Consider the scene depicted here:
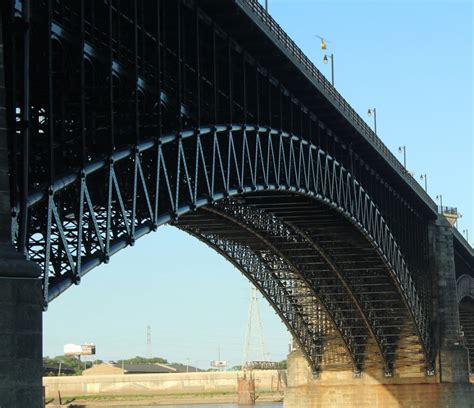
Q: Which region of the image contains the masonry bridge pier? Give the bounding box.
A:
[0,0,473,406]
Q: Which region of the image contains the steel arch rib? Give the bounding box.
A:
[283,219,392,373]
[22,123,432,369]
[201,204,360,371]
[181,226,323,372]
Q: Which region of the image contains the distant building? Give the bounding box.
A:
[82,362,203,376]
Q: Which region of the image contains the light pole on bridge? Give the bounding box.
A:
[398,145,407,168]
[323,54,335,86]
[436,194,443,213]
[316,36,335,86]
[419,174,428,192]
[367,108,377,134]
[463,229,469,242]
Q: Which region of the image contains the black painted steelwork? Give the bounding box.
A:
[4,0,469,374]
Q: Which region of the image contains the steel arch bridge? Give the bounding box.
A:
[1,0,472,377]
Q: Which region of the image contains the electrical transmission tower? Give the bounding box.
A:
[242,284,268,368]
[146,325,152,358]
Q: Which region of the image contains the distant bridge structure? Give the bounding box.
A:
[0,1,472,406]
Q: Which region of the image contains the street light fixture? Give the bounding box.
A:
[397,145,406,168]
[436,194,443,213]
[322,53,334,86]
[419,174,428,192]
[315,35,328,50]
[463,229,469,242]
[316,36,334,86]
[367,108,377,134]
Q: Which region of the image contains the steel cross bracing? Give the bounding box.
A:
[2,0,437,373]
[240,197,427,370]
[199,205,364,370]
[204,202,376,373]
[181,220,356,372]
[182,225,328,372]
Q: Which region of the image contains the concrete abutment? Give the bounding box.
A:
[284,349,474,408]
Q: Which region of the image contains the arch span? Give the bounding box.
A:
[20,124,433,372]
[457,274,474,302]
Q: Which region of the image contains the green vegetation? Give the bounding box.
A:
[229,365,242,371]
[115,356,169,365]
[43,356,103,376]
[276,359,287,369]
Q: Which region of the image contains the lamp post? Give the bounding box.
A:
[367,108,377,134]
[323,53,334,86]
[397,145,406,168]
[419,174,428,192]
[316,36,334,86]
[463,229,469,242]
[436,194,443,213]
[265,0,268,11]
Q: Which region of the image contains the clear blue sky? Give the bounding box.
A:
[44,0,473,369]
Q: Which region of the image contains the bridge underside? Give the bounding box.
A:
[175,195,426,374]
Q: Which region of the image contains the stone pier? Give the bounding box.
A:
[0,19,44,407]
[284,219,473,408]
[284,350,473,408]
[0,266,43,406]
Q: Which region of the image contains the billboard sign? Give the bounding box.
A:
[210,360,227,368]
[64,343,96,356]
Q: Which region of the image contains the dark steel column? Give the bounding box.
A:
[0,11,43,406]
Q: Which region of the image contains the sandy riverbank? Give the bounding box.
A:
[46,391,284,407]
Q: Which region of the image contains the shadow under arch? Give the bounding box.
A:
[21,124,433,373]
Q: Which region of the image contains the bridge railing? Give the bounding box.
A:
[240,0,437,212]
